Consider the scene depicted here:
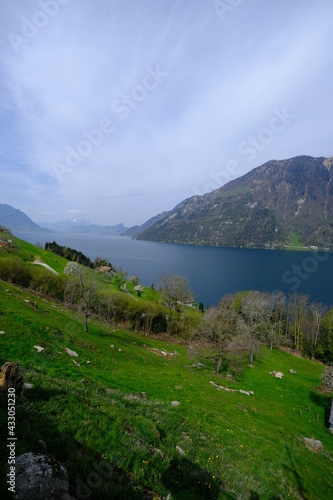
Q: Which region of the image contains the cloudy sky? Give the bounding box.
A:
[1,0,333,227]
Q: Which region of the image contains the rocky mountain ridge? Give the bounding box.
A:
[134,156,333,249]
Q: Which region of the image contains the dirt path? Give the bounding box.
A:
[32,259,58,275]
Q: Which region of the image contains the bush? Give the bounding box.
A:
[29,267,68,301]
[0,257,32,287]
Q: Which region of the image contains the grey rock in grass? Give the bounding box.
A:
[329,400,333,432]
[65,348,78,357]
[73,360,80,367]
[33,346,44,353]
[290,369,297,374]
[303,437,323,453]
[171,401,180,406]
[176,446,185,456]
[15,452,69,500]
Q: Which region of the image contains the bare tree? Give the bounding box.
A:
[267,292,286,351]
[196,294,237,374]
[309,303,327,350]
[64,262,97,332]
[158,273,194,313]
[239,291,272,365]
[287,293,309,351]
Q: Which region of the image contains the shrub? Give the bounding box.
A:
[0,257,32,287]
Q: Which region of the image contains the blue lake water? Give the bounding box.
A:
[15,232,333,308]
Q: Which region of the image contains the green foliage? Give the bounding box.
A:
[0,279,332,499]
[45,241,94,268]
[113,272,126,290]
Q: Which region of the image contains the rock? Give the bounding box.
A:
[274,372,284,379]
[0,362,20,394]
[0,330,5,334]
[239,390,251,396]
[23,383,33,390]
[86,361,91,365]
[80,378,86,383]
[290,369,297,374]
[33,346,44,353]
[65,348,78,357]
[73,360,80,367]
[110,344,115,349]
[303,437,323,453]
[329,400,333,432]
[15,452,69,500]
[119,348,122,352]
[150,447,163,456]
[249,391,255,395]
[209,381,236,393]
[171,401,180,406]
[176,446,185,456]
[161,350,167,356]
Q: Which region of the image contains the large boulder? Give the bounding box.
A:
[0,362,20,394]
[15,452,69,499]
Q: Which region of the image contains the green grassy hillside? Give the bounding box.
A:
[0,229,68,273]
[1,276,332,499]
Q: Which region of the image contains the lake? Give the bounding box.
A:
[15,232,333,308]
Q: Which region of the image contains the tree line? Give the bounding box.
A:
[44,241,94,268]
[194,290,333,375]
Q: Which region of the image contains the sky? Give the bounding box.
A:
[1,0,333,227]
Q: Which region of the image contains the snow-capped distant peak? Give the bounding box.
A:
[70,217,92,226]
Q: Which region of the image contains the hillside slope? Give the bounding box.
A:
[0,204,47,233]
[135,156,333,249]
[1,278,332,498]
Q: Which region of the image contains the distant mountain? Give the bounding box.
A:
[40,217,128,235]
[0,204,48,232]
[122,199,189,237]
[134,156,333,249]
